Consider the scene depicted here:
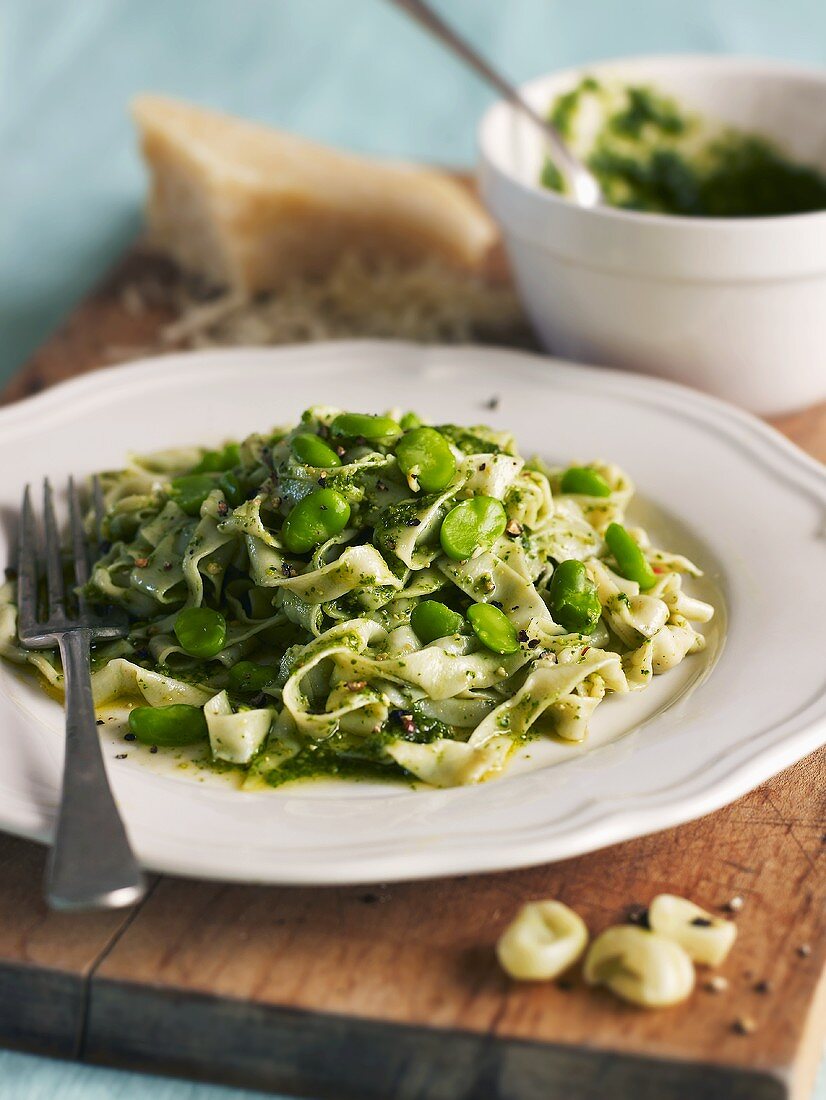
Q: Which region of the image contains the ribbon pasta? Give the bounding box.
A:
[0,406,714,788]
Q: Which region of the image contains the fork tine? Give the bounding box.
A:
[68,477,91,619]
[85,475,128,635]
[42,479,66,618]
[68,477,90,587]
[92,475,105,556]
[16,485,39,637]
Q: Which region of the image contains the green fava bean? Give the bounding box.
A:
[399,411,422,430]
[218,470,245,507]
[281,488,351,554]
[560,466,612,497]
[170,474,218,516]
[193,442,241,474]
[330,412,401,446]
[467,603,519,655]
[548,559,602,634]
[228,660,275,693]
[410,600,465,644]
[174,606,227,658]
[440,495,507,560]
[396,427,456,493]
[128,704,208,747]
[605,522,657,590]
[291,433,342,468]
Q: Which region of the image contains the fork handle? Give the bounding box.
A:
[45,630,146,910]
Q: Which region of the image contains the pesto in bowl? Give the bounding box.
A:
[541,78,826,217]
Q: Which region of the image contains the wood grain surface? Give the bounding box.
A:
[84,756,826,1100]
[0,245,824,1100]
[0,834,135,1058]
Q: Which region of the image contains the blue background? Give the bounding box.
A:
[1,0,824,1096]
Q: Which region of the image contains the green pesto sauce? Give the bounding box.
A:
[264,746,410,789]
[271,708,434,783]
[436,424,507,456]
[181,736,411,789]
[542,79,826,218]
[259,704,451,789]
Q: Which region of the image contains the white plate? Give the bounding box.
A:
[1,342,824,885]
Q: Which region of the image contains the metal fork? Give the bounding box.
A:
[17,477,145,910]
[387,0,603,207]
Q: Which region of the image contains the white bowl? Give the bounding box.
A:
[478,55,826,415]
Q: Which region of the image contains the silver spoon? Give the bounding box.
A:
[388,0,602,207]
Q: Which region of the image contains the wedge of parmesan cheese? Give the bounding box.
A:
[132,95,497,291]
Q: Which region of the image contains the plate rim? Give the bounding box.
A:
[2,340,824,483]
[1,340,824,884]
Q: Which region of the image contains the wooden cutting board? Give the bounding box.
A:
[1,245,825,1100]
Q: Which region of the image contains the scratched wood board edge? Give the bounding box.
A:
[0,958,87,1059]
[0,239,822,1100]
[0,830,139,1058]
[81,979,789,1100]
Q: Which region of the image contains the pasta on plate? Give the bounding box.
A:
[0,407,714,789]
